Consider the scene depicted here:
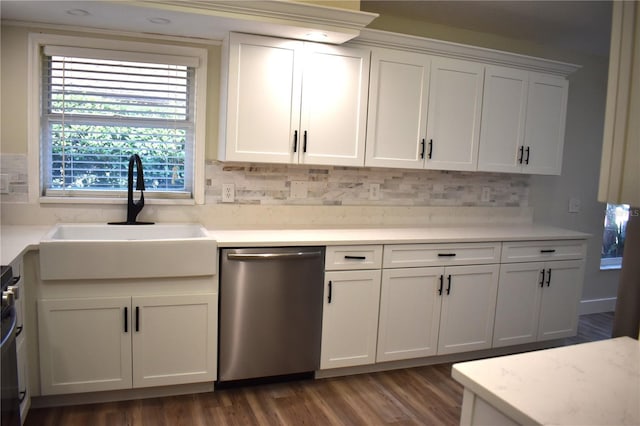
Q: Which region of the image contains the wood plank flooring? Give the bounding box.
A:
[25,312,614,426]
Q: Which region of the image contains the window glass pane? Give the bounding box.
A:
[42,52,194,195]
[602,203,629,259]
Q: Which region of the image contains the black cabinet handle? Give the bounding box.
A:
[293,130,298,153]
[539,269,546,287]
[303,130,308,153]
[135,306,140,332]
[18,390,27,404]
[525,146,530,165]
[328,281,332,304]
[420,139,426,159]
[540,249,556,253]
[446,275,452,295]
[546,268,552,287]
[11,276,20,284]
[344,255,366,260]
[16,325,23,337]
[437,253,456,257]
[438,275,444,295]
[518,146,524,164]
[124,307,128,333]
[428,139,433,159]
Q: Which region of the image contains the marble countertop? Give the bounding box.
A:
[0,223,590,265]
[452,337,640,425]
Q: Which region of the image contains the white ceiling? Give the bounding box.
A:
[1,0,612,56]
[360,0,613,57]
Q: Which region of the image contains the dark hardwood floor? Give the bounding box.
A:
[25,312,614,426]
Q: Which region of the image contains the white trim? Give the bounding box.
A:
[351,29,581,77]
[43,45,200,67]
[579,297,617,315]
[27,32,207,205]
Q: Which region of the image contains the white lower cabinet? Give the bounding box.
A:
[377,264,499,361]
[493,260,584,347]
[376,267,442,362]
[320,269,382,369]
[38,293,217,395]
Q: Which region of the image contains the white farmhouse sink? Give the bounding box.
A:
[39,223,217,280]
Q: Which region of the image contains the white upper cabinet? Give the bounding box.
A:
[425,57,484,171]
[221,33,369,167]
[478,66,529,173]
[365,51,484,171]
[478,67,569,175]
[365,48,431,169]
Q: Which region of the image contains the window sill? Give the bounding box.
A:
[39,196,196,206]
[600,257,623,271]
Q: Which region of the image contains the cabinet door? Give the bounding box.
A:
[300,43,370,167]
[132,293,217,388]
[365,48,430,169]
[493,262,544,347]
[523,73,569,175]
[224,33,303,163]
[38,297,132,394]
[426,57,484,171]
[477,66,529,173]
[377,267,443,362]
[538,260,584,340]
[437,264,499,355]
[321,270,381,369]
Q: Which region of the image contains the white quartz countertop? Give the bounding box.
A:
[452,337,640,426]
[0,223,590,265]
[207,224,590,247]
[1,225,51,265]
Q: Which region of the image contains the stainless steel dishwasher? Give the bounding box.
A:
[218,247,325,383]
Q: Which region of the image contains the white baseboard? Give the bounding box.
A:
[579,297,617,315]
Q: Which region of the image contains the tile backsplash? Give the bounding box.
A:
[205,161,529,207]
[0,154,29,203]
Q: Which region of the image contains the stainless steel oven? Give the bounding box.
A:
[1,265,21,426]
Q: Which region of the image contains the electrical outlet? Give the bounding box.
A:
[481,187,491,202]
[290,181,308,199]
[369,183,381,200]
[222,183,235,203]
[569,197,581,213]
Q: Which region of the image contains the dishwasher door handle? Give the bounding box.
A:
[227,251,323,260]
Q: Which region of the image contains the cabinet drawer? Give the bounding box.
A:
[501,240,586,263]
[325,245,383,270]
[383,243,501,268]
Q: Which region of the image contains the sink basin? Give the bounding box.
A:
[40,223,217,280]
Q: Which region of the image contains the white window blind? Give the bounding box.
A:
[41,46,196,197]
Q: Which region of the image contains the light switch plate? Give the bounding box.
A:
[569,197,581,213]
[481,187,491,202]
[369,183,381,200]
[290,181,308,199]
[0,174,9,194]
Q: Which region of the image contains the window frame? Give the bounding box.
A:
[28,33,208,205]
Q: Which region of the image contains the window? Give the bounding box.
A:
[31,34,207,203]
[601,203,630,269]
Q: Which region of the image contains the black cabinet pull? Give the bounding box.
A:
[540,249,556,253]
[446,275,452,295]
[293,130,298,153]
[344,255,366,260]
[303,130,308,153]
[539,269,546,287]
[11,276,20,284]
[437,253,456,257]
[525,146,530,164]
[546,268,552,287]
[428,139,433,159]
[18,390,27,404]
[438,275,444,295]
[135,306,140,332]
[124,307,128,333]
[518,146,524,164]
[16,325,23,337]
[328,281,332,304]
[420,139,426,159]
